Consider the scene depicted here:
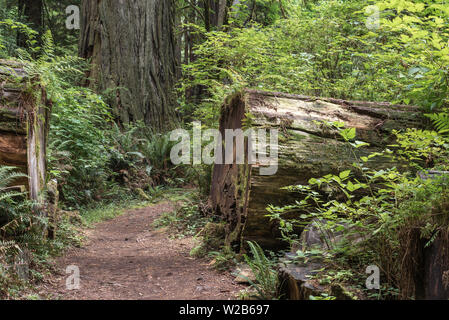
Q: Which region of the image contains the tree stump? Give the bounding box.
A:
[0,59,51,203]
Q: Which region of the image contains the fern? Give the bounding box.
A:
[241,241,280,300]
[0,166,31,234]
[0,166,28,193]
[425,113,449,136]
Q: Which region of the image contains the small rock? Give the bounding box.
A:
[196,286,207,292]
[279,262,325,300]
[331,284,356,300]
[234,265,256,284]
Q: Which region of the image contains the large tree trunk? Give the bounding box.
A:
[79,0,179,130]
[0,59,51,202]
[210,89,422,252]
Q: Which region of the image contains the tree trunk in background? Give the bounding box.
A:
[79,0,179,130]
[210,90,422,252]
[17,0,43,49]
[202,0,231,31]
[216,0,228,28]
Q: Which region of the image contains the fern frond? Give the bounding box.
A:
[0,166,28,190]
[0,191,25,202]
[425,113,449,135]
[243,241,280,300]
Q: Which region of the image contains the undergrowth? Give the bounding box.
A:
[153,190,212,238]
[240,241,280,300]
[267,120,449,300]
[0,166,84,299]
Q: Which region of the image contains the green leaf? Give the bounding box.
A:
[339,170,351,179]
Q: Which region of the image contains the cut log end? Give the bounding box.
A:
[0,60,51,203]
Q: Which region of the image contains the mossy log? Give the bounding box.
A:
[0,59,51,202]
[210,89,422,251]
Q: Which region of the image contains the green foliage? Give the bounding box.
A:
[0,165,84,299]
[309,293,337,300]
[81,197,153,226]
[389,128,448,168]
[228,0,295,27]
[117,123,180,184]
[47,84,115,208]
[373,0,449,110]
[0,6,38,58]
[241,241,280,300]
[0,167,28,204]
[0,240,24,298]
[426,112,449,136]
[267,125,449,299]
[180,0,449,126]
[44,0,81,56]
[206,246,237,272]
[153,190,210,238]
[0,0,80,58]
[0,166,35,238]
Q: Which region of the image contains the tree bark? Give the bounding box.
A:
[17,0,43,50]
[210,89,422,252]
[0,59,51,202]
[79,0,179,130]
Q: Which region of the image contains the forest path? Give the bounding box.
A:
[39,202,244,300]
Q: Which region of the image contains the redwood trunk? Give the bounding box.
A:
[79,0,179,130]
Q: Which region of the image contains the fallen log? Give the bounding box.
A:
[210,89,422,251]
[0,59,51,202]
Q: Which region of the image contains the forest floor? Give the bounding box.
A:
[36,202,245,300]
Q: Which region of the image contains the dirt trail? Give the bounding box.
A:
[39,202,244,300]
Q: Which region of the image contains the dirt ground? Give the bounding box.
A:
[38,202,245,300]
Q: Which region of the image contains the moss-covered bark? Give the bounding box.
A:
[0,60,50,203]
[211,89,422,251]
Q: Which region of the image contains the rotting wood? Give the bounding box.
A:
[210,89,422,251]
[0,59,51,204]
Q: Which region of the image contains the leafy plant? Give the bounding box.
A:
[206,247,237,272]
[241,241,280,300]
[426,112,449,136]
[153,191,210,238]
[0,166,34,237]
[267,123,449,299]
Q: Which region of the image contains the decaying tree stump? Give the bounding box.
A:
[210,89,421,251]
[0,59,51,203]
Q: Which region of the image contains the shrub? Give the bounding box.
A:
[241,241,280,300]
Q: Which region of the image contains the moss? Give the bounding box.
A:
[330,284,358,300]
[191,222,227,258]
